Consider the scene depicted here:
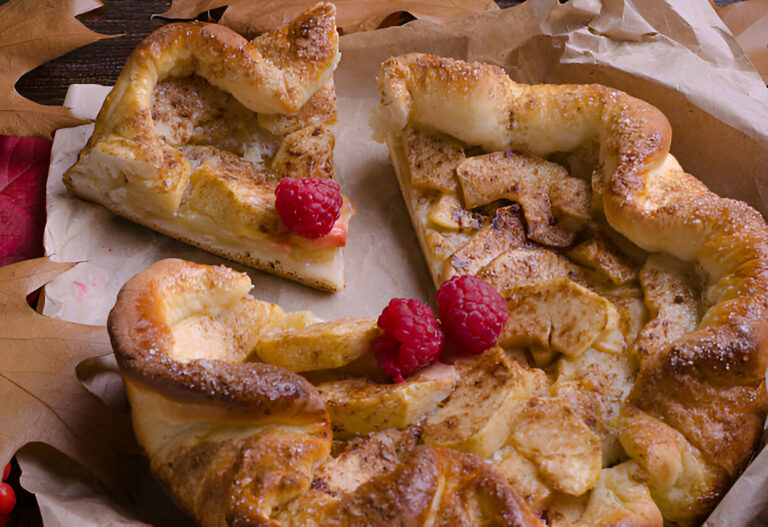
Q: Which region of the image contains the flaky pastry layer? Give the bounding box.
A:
[109,259,542,526]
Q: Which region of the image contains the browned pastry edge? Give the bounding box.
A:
[84,3,338,156]
[66,5,339,191]
[108,258,327,423]
[376,52,768,524]
[324,444,542,526]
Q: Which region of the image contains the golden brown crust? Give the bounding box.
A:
[109,259,333,526]
[375,52,768,525]
[94,5,338,146]
[314,445,543,526]
[108,258,327,421]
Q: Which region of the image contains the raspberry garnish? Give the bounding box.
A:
[374,298,444,383]
[275,177,342,239]
[436,274,508,355]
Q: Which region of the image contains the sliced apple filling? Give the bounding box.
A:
[499,276,622,359]
[316,363,455,438]
[507,396,602,496]
[567,234,638,286]
[422,347,546,458]
[251,317,378,372]
[442,205,527,280]
[456,151,589,247]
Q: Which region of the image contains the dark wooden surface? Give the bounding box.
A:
[16,0,172,106]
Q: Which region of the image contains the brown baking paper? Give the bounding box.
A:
[29,0,768,524]
[715,0,768,84]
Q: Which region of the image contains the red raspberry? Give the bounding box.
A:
[374,298,444,383]
[436,275,508,355]
[275,177,342,239]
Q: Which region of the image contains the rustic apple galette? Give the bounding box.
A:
[64,4,352,291]
[373,53,768,525]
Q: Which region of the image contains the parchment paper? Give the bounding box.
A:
[27,0,768,525]
[716,0,768,83]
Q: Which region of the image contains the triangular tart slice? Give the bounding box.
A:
[64,3,351,291]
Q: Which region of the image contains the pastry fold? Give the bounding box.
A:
[109,258,542,526]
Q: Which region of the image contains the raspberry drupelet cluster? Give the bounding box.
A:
[374,275,508,383]
[375,299,444,383]
[274,177,342,239]
[437,275,509,355]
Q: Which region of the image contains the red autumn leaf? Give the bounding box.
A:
[0,135,50,268]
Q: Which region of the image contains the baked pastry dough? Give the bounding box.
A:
[64,3,352,291]
[374,53,768,525]
[109,258,542,526]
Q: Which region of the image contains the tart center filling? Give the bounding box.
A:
[149,74,343,247]
[142,123,706,518]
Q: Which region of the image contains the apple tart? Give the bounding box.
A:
[109,258,543,526]
[64,4,352,291]
[373,53,768,525]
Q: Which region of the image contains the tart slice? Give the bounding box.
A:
[375,53,768,525]
[64,3,352,291]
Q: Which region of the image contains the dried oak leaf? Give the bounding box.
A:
[0,0,112,138]
[0,257,127,491]
[157,0,500,35]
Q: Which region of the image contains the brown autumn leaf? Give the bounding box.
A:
[157,0,500,36]
[0,257,128,491]
[0,0,113,138]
